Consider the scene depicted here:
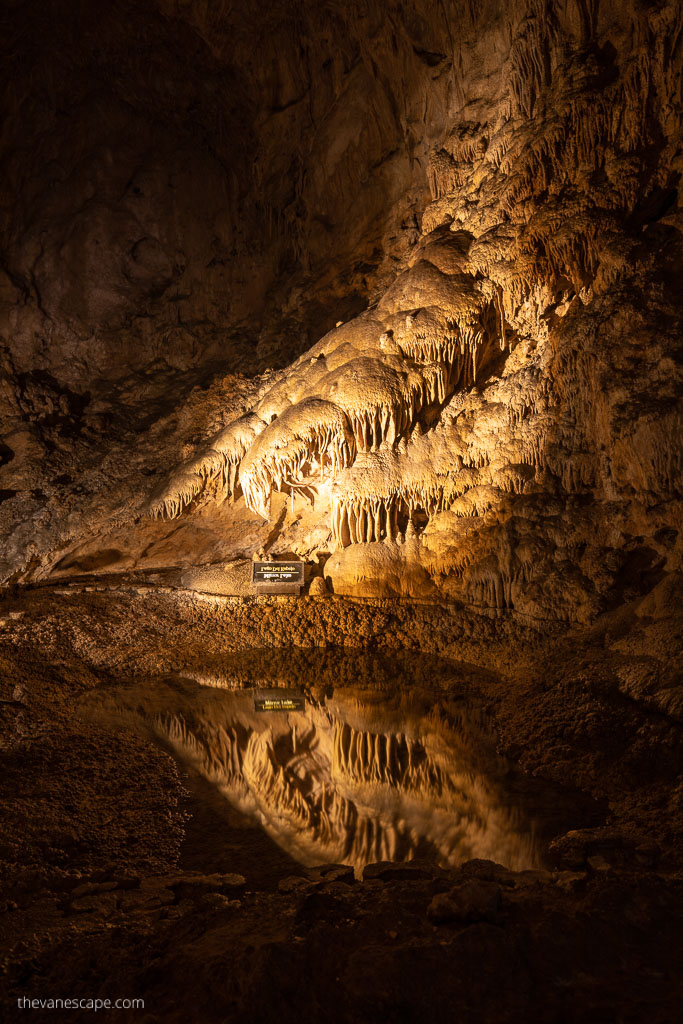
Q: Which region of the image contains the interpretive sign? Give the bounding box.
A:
[254,688,306,713]
[251,560,305,594]
[251,561,305,585]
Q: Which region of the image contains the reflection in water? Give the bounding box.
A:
[83,649,593,876]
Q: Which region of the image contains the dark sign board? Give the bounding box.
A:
[251,561,305,585]
[254,688,305,713]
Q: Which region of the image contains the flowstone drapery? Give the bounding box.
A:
[139,0,683,617]
[149,230,506,540]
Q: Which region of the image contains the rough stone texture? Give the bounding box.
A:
[0,0,680,626]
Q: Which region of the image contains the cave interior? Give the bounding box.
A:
[0,0,682,1021]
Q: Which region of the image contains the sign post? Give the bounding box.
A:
[251,560,305,595]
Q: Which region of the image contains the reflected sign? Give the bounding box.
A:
[254,688,306,713]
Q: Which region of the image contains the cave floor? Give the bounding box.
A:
[0,582,682,1022]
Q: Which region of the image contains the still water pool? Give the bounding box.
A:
[82,648,602,881]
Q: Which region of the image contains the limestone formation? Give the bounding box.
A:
[1,0,682,620]
[307,575,328,596]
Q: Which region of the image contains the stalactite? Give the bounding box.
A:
[148,412,267,519]
[240,398,355,519]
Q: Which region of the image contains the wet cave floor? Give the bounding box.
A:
[0,582,682,1023]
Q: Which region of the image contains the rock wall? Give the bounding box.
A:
[1,0,682,621]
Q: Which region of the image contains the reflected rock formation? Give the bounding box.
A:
[155,696,541,874]
[93,653,551,875]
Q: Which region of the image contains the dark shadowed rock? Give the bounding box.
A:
[428,880,502,924]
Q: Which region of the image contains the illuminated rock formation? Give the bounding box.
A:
[131,1,682,616]
[0,0,680,623]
